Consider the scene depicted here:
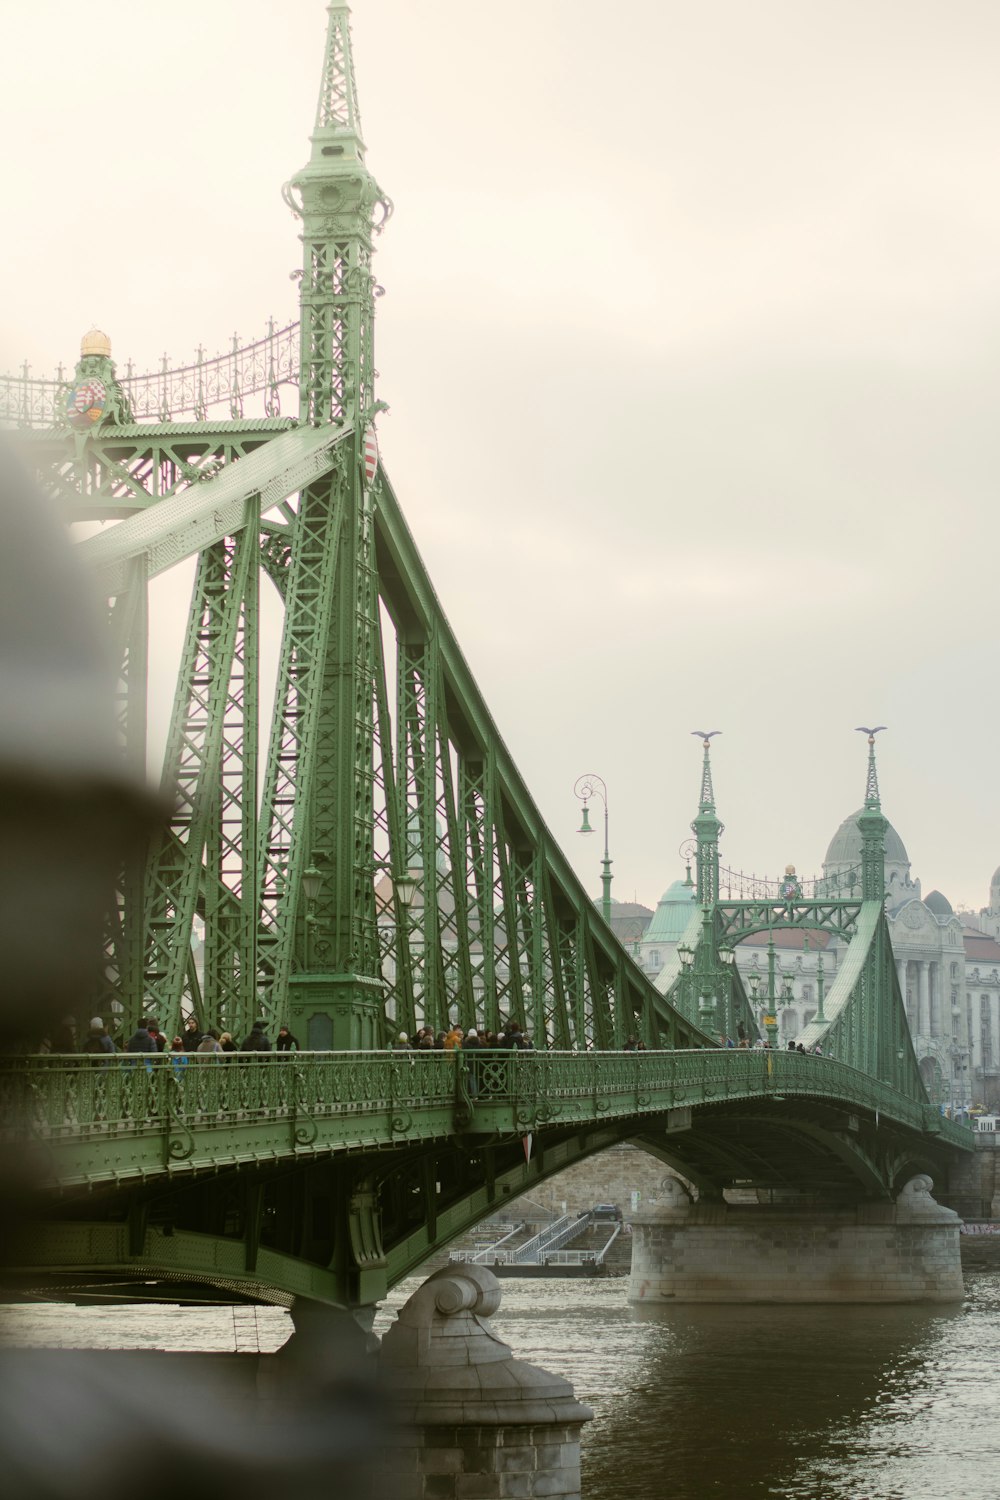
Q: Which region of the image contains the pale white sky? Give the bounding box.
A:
[3,1,999,912]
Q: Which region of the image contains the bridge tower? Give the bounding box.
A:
[264,3,392,1047]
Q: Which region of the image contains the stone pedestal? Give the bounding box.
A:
[629,1174,963,1304]
[379,1264,592,1499]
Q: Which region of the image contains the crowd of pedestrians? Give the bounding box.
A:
[38,1014,826,1057]
[37,1015,302,1057]
[397,1020,534,1053]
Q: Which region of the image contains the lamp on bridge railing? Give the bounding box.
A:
[749,968,778,1049]
[676,944,694,1026]
[718,943,736,1043]
[574,773,612,926]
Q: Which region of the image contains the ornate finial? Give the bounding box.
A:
[855,725,887,808]
[691,730,721,811]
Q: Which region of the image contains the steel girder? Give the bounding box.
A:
[142,510,260,1039]
[27,422,295,518]
[716,898,864,944]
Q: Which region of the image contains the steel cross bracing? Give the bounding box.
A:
[9,6,705,1059]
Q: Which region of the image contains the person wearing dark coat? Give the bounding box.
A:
[275,1025,300,1052]
[498,1022,527,1050]
[182,1016,203,1051]
[81,1018,116,1056]
[146,1020,167,1052]
[460,1027,484,1097]
[240,1023,272,1052]
[125,1024,158,1054]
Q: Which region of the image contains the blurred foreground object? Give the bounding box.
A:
[0,434,388,1496]
[0,441,156,1049]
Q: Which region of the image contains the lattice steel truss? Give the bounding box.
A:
[13,4,704,1058]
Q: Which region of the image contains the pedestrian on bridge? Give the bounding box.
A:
[197,1029,223,1055]
[240,1022,272,1052]
[182,1016,203,1051]
[146,1020,167,1052]
[461,1027,484,1097]
[276,1025,300,1052]
[125,1022,157,1054]
[81,1018,115,1057]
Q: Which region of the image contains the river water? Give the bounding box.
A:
[3,1273,999,1500]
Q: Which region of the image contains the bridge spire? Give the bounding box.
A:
[284,2,390,426]
[690,732,723,906]
[855,727,888,903]
[310,3,365,165]
[260,3,392,1046]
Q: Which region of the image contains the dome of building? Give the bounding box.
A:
[80,328,112,358]
[924,889,953,917]
[823,808,909,869]
[643,877,697,944]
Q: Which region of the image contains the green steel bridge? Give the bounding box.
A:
[0,4,971,1312]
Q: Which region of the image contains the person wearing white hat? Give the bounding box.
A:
[81,1017,116,1057]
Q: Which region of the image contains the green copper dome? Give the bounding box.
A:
[643,878,697,944]
[824,808,908,869]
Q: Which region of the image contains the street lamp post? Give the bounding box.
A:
[677,943,695,1023]
[718,943,736,1041]
[575,773,612,926]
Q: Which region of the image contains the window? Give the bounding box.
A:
[951,962,959,981]
[801,984,813,1001]
[982,995,991,1018]
[650,951,661,969]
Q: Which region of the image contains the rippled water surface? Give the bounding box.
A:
[4,1274,1000,1499]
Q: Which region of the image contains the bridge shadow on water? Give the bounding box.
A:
[576,1294,973,1500]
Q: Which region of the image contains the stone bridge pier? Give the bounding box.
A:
[378,1264,592,1500]
[629,1175,963,1304]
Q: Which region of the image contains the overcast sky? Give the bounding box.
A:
[3,1,999,913]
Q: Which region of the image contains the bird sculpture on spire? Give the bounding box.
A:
[855,727,887,807]
[691,730,721,748]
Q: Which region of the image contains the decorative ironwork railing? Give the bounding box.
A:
[0,321,299,428]
[717,865,865,901]
[0,1051,972,1172]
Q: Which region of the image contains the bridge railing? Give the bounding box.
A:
[0,1051,458,1141]
[0,1050,973,1153]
